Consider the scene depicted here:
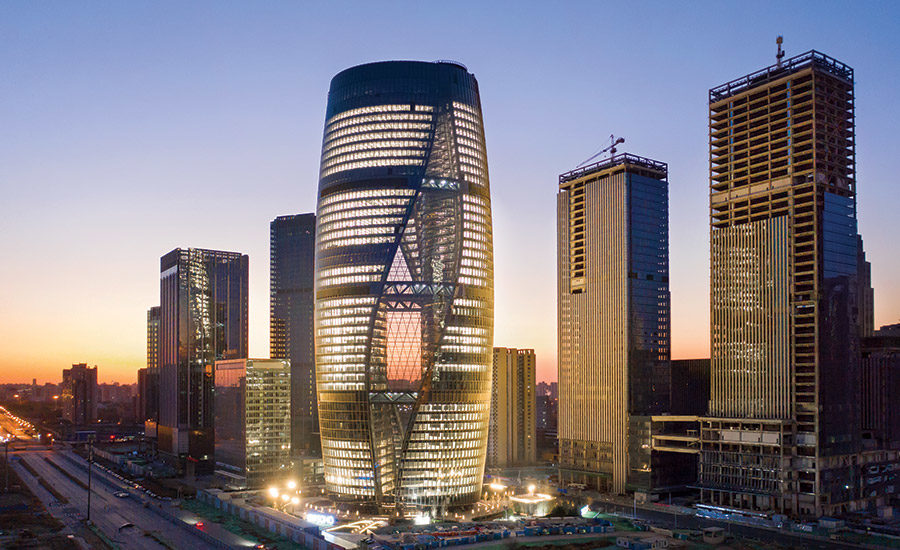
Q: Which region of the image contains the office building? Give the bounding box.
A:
[61,363,98,425]
[670,359,710,416]
[140,306,160,428]
[488,348,536,467]
[557,153,671,494]
[861,328,900,451]
[270,214,318,456]
[158,248,248,471]
[701,49,884,517]
[214,358,292,488]
[315,60,494,512]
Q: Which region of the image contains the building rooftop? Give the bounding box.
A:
[559,153,667,185]
[710,50,853,103]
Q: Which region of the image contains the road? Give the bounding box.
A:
[587,495,861,550]
[10,447,223,550]
[56,447,259,548]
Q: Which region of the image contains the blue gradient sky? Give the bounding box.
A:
[2,1,899,383]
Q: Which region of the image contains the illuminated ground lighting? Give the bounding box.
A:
[509,493,553,504]
[488,482,506,491]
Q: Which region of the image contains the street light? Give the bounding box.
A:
[87,435,95,524]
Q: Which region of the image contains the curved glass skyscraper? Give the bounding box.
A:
[314,61,493,513]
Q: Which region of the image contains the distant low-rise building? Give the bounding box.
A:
[61,363,98,425]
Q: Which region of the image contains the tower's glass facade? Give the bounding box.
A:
[270,214,318,456]
[315,61,493,513]
[158,248,248,471]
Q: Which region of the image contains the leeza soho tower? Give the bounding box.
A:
[315,61,494,511]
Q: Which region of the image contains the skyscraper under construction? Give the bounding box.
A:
[557,153,672,494]
[700,48,894,517]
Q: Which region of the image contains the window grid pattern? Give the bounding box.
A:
[315,62,493,513]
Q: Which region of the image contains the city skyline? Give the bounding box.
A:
[4,2,900,385]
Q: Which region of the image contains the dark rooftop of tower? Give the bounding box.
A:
[709,50,853,104]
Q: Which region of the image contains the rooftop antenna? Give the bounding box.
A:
[776,36,785,68]
[575,134,625,169]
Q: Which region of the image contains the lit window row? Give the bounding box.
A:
[316,356,366,366]
[320,372,365,382]
[318,307,372,319]
[319,198,412,218]
[326,104,432,127]
[465,173,485,186]
[319,226,396,245]
[319,187,415,209]
[454,118,479,132]
[455,127,478,141]
[318,296,376,308]
[324,139,429,160]
[325,121,432,142]
[326,111,432,133]
[444,335,488,346]
[463,194,489,208]
[460,257,489,269]
[463,230,491,243]
[440,344,488,353]
[460,163,485,177]
[319,381,365,391]
[321,158,424,178]
[317,324,369,336]
[325,130,431,150]
[453,298,487,308]
[319,264,384,278]
[318,315,369,327]
[458,276,489,287]
[453,109,479,124]
[452,101,478,115]
[458,144,482,159]
[322,438,372,450]
[445,325,488,336]
[320,211,404,227]
[457,136,481,150]
[322,148,427,170]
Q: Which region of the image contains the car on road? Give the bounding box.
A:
[118,522,135,532]
[114,491,130,498]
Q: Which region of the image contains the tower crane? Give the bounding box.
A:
[575,134,625,169]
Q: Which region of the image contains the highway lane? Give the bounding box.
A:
[58,448,257,548]
[14,448,221,550]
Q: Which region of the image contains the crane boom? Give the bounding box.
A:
[575,134,625,169]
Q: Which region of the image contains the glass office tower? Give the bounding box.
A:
[315,60,493,513]
[158,248,248,472]
[557,154,671,494]
[214,358,291,488]
[270,214,318,456]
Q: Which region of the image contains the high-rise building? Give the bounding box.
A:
[670,359,710,416]
[557,153,671,494]
[61,363,98,425]
[140,306,161,427]
[861,327,900,452]
[701,49,874,517]
[314,60,493,512]
[214,358,292,488]
[158,248,248,471]
[270,214,318,456]
[488,348,536,467]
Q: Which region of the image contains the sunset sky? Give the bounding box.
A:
[2,2,899,384]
